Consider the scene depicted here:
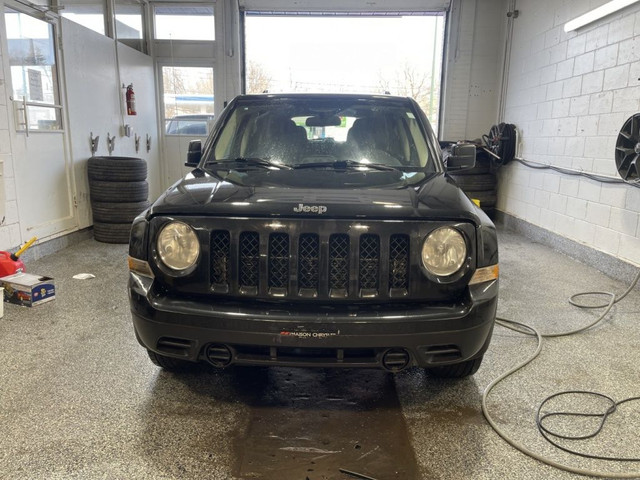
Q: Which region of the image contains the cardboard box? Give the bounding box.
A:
[1,272,55,307]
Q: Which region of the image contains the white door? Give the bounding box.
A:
[4,8,77,241]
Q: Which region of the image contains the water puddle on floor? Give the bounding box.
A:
[232,367,420,480]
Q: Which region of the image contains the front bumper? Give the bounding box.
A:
[129,273,498,370]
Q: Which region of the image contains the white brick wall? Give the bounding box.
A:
[499,0,640,266]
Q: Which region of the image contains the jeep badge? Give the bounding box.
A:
[293,203,327,214]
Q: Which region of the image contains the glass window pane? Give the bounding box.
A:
[154,5,215,41]
[5,9,62,131]
[116,3,143,39]
[162,66,214,135]
[116,0,144,51]
[245,14,445,131]
[5,10,59,105]
[59,0,105,35]
[26,106,62,130]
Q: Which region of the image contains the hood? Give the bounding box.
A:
[149,170,481,222]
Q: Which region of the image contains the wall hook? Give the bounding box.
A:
[90,132,100,155]
[135,134,141,153]
[146,134,151,153]
[107,133,116,155]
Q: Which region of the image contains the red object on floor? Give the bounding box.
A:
[0,251,25,277]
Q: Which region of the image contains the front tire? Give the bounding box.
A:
[427,356,483,378]
[147,350,196,371]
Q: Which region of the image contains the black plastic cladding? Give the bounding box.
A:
[146,216,477,303]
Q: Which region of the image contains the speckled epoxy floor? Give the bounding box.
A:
[0,225,638,479]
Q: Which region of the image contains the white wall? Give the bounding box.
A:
[0,10,160,251]
[62,19,161,229]
[0,7,21,249]
[441,0,507,140]
[498,0,640,266]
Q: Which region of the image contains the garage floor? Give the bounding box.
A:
[1,225,639,480]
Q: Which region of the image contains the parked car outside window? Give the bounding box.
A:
[165,114,215,135]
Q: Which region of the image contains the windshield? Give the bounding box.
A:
[207,96,437,173]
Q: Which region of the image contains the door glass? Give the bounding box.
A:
[5,8,62,130]
[162,66,214,135]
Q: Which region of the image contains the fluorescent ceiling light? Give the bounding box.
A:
[564,0,640,32]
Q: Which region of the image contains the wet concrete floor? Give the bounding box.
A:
[233,368,419,480]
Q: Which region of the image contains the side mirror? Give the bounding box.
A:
[445,143,476,171]
[185,140,202,167]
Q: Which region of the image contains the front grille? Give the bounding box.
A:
[359,234,380,296]
[239,232,260,291]
[211,230,230,287]
[268,233,290,294]
[298,234,319,290]
[205,223,417,300]
[389,234,409,289]
[329,234,349,295]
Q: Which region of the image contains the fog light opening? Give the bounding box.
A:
[206,344,233,368]
[381,348,411,372]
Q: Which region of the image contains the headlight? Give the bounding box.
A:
[157,221,200,271]
[421,227,467,277]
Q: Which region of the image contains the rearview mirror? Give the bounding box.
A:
[445,143,476,171]
[185,140,202,167]
[306,115,342,127]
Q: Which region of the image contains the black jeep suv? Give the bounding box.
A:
[128,93,498,377]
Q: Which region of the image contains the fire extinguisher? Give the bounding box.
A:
[126,83,137,115]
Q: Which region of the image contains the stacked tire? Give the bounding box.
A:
[448,149,497,218]
[88,156,150,244]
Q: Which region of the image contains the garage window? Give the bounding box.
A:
[5,9,62,131]
[115,0,145,52]
[59,0,106,35]
[245,13,445,131]
[154,5,215,41]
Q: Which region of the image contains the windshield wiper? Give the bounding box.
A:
[207,157,293,170]
[293,159,399,172]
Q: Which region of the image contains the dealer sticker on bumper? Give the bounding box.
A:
[280,329,339,339]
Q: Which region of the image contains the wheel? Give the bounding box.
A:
[89,180,148,202]
[91,200,150,223]
[147,350,196,371]
[88,156,147,182]
[615,114,640,181]
[484,123,517,166]
[428,356,484,378]
[93,222,131,244]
